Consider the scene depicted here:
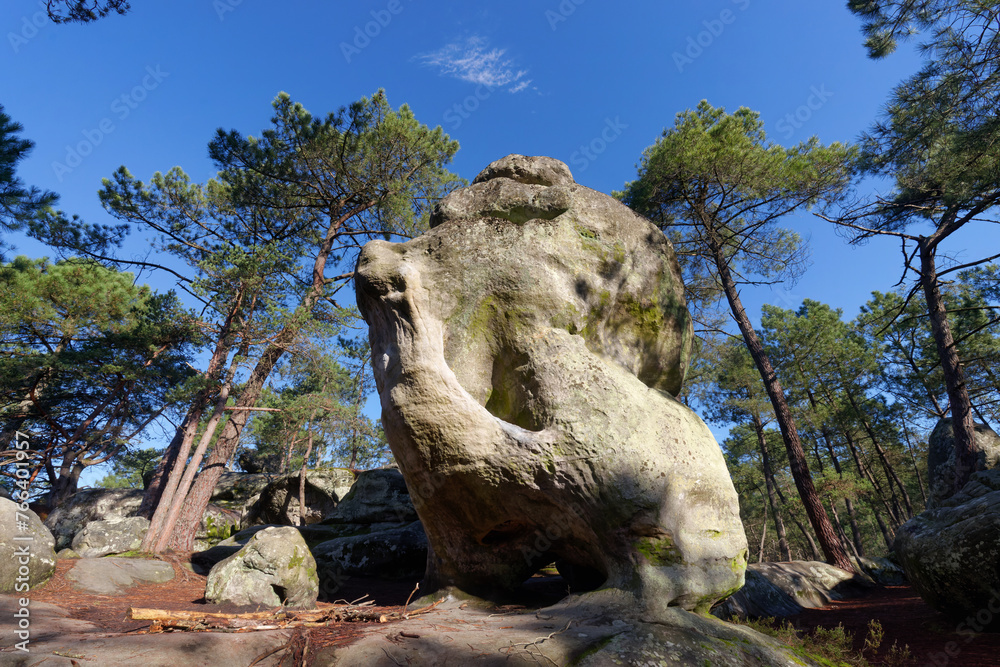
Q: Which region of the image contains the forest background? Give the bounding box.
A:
[2,0,999,560]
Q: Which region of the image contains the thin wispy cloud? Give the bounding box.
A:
[415,36,532,93]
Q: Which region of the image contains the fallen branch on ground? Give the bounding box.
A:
[127,599,443,632]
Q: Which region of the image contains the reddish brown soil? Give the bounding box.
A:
[28,555,420,663]
[791,585,1000,666]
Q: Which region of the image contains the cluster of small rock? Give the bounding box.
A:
[0,464,424,611]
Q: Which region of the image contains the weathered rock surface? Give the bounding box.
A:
[44,487,240,552]
[45,488,143,550]
[195,502,241,549]
[195,470,423,593]
[927,417,1000,507]
[70,516,149,558]
[313,521,427,581]
[0,498,56,593]
[321,468,416,525]
[895,468,1000,623]
[712,560,874,620]
[311,595,821,666]
[853,555,907,586]
[210,470,275,511]
[65,557,174,595]
[243,469,355,528]
[355,154,746,616]
[206,526,318,609]
[0,595,292,666]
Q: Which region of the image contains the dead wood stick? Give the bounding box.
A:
[129,608,296,622]
[128,606,397,626]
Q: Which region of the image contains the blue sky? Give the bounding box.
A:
[4,1,996,466]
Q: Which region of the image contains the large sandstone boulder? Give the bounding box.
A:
[853,555,906,586]
[0,498,56,593]
[206,526,319,609]
[242,469,355,528]
[210,470,275,512]
[927,418,1000,507]
[45,487,239,552]
[355,154,747,616]
[313,520,428,581]
[321,468,416,525]
[894,468,1000,623]
[71,516,150,558]
[713,561,874,620]
[45,488,143,550]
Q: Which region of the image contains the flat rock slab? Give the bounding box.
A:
[311,594,820,666]
[0,595,291,667]
[65,558,175,595]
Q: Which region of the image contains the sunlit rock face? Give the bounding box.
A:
[895,468,1000,625]
[355,154,747,615]
[926,418,1000,508]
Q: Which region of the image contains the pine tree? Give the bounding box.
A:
[832,0,1000,493]
[619,101,857,571]
[0,105,57,256]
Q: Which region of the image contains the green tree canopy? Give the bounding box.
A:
[45,0,130,23]
[0,257,197,504]
[0,105,57,256]
[103,91,460,553]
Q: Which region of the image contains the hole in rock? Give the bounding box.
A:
[517,558,608,606]
[480,520,527,545]
[484,348,545,432]
[271,584,288,603]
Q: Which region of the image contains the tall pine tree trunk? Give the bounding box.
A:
[867,498,894,550]
[843,429,901,527]
[819,430,866,558]
[839,380,914,518]
[148,362,237,554]
[752,414,791,561]
[844,497,865,558]
[828,497,861,561]
[902,423,928,506]
[161,342,286,552]
[139,309,238,522]
[298,410,318,527]
[709,237,853,572]
[920,238,978,493]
